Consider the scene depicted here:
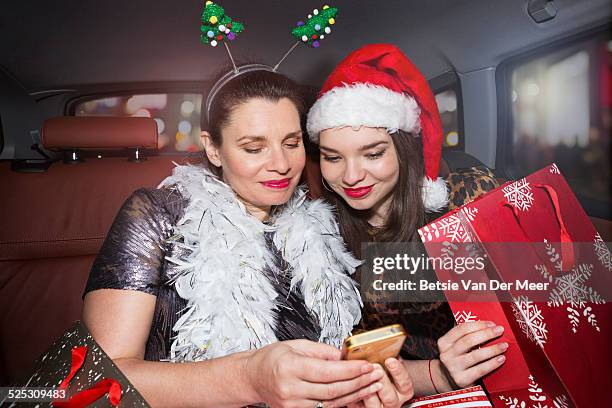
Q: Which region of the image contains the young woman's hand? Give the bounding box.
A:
[347,357,414,408]
[437,321,508,388]
[245,339,385,408]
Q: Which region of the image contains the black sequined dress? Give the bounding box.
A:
[83,188,320,361]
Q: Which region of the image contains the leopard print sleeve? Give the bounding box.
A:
[445,166,500,210]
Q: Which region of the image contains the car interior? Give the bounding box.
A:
[0,0,610,388]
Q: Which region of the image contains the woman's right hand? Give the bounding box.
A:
[437,321,508,389]
[245,339,385,408]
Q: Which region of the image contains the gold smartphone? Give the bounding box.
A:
[341,324,407,365]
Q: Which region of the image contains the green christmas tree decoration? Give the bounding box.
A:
[200,1,244,47]
[291,5,338,48]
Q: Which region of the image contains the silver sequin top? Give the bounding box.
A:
[83,188,320,361]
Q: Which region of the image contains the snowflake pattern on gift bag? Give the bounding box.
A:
[418,207,478,243]
[498,374,569,408]
[511,296,548,347]
[535,240,562,283]
[549,164,561,175]
[453,310,479,324]
[535,243,604,334]
[502,178,534,211]
[548,263,603,333]
[593,232,611,272]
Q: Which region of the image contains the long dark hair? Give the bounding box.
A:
[322,130,427,258]
[200,68,305,177]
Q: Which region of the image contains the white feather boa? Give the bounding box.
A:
[158,165,362,362]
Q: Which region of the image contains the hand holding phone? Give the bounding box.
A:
[341,324,407,365]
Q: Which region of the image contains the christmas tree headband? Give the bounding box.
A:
[201,1,339,122]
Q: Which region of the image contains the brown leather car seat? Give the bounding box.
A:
[0,116,194,385]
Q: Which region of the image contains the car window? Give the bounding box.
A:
[436,89,460,148]
[73,87,460,152]
[74,94,203,153]
[505,33,610,218]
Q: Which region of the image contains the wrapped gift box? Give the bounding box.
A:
[406,385,492,407]
[418,163,612,407]
[5,321,149,407]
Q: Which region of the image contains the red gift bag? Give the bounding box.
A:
[418,163,612,407]
[11,321,149,407]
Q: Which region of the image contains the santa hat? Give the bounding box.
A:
[307,43,448,212]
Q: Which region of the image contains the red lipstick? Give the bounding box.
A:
[343,185,374,198]
[261,178,291,189]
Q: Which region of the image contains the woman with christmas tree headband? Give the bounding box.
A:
[82,4,388,407]
[308,44,508,406]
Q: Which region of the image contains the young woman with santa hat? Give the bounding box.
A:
[307,44,508,407]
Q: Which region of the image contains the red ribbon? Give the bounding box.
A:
[53,345,122,408]
[535,183,575,271]
[503,183,575,273]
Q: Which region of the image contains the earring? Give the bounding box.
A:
[321,177,334,192]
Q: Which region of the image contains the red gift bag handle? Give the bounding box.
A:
[53,345,122,408]
[502,183,575,273]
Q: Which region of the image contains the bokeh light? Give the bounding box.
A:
[126,94,168,113]
[446,131,459,147]
[526,82,540,97]
[181,100,195,116]
[154,118,165,134]
[133,108,151,118]
[101,97,120,108]
[178,120,192,134]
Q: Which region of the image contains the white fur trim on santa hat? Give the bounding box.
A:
[307,83,421,142]
[422,177,449,213]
